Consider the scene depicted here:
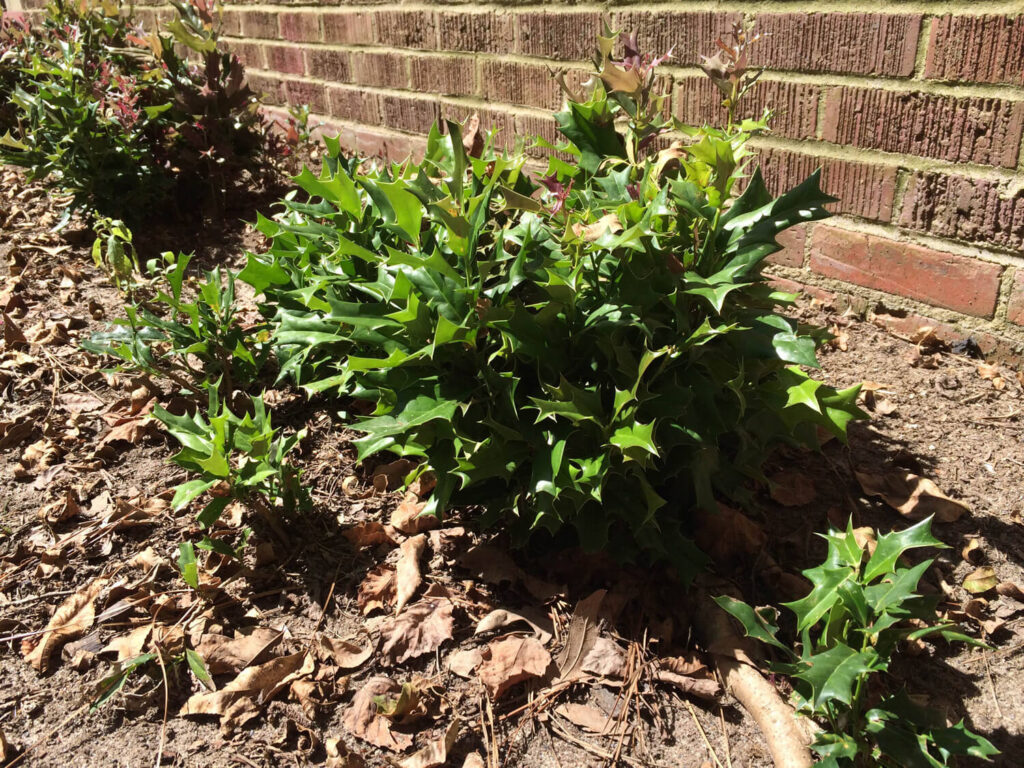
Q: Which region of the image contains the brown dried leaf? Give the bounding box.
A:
[694,504,766,565]
[556,590,606,683]
[326,736,366,768]
[475,607,554,645]
[181,652,314,734]
[23,577,109,672]
[391,493,439,535]
[38,491,81,524]
[478,636,552,699]
[58,392,105,414]
[398,719,460,768]
[961,538,983,564]
[395,534,427,614]
[661,653,708,677]
[855,470,968,522]
[556,703,612,734]
[101,625,151,662]
[572,213,622,242]
[462,755,485,768]
[768,470,817,507]
[655,669,721,700]
[195,628,283,675]
[372,458,416,491]
[358,566,397,616]
[342,677,414,751]
[379,596,455,664]
[964,567,999,595]
[457,544,563,602]
[343,522,396,549]
[995,582,1024,603]
[447,648,484,679]
[580,636,626,678]
[319,635,374,671]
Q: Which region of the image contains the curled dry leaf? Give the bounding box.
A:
[478,636,552,699]
[556,703,613,734]
[195,628,283,675]
[38,491,81,524]
[475,607,554,645]
[964,567,999,595]
[996,582,1024,603]
[447,648,484,679]
[961,538,983,564]
[462,755,485,768]
[379,594,455,664]
[572,212,622,242]
[319,635,374,671]
[977,363,1005,390]
[326,736,366,768]
[580,636,626,678]
[456,544,563,601]
[395,534,427,614]
[23,576,109,672]
[102,625,151,662]
[372,458,416,491]
[181,651,314,734]
[342,677,414,751]
[661,653,708,677]
[398,719,460,768]
[655,669,721,701]
[391,493,439,535]
[768,470,817,507]
[556,590,606,683]
[358,565,397,615]
[694,504,767,565]
[343,522,396,549]
[855,470,969,522]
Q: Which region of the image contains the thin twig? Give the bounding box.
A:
[8,588,76,606]
[685,699,725,768]
[152,645,170,768]
[719,706,733,768]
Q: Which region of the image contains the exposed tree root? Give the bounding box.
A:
[694,579,814,768]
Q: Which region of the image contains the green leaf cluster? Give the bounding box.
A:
[238,32,863,575]
[716,517,998,767]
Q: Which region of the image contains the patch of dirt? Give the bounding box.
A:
[2,163,1022,768]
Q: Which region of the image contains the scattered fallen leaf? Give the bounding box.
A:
[475,607,554,644]
[181,652,314,734]
[379,595,455,664]
[768,470,817,507]
[23,576,109,672]
[556,590,606,683]
[457,545,562,601]
[343,677,414,751]
[372,458,416,491]
[395,534,427,614]
[462,755,485,768]
[37,491,81,524]
[961,538,983,564]
[0,726,16,762]
[398,719,460,768]
[391,493,439,534]
[694,504,767,565]
[326,736,366,768]
[996,582,1024,603]
[573,212,622,242]
[661,654,708,677]
[357,565,397,615]
[319,635,374,671]
[478,636,552,699]
[195,628,283,675]
[855,470,968,522]
[964,567,999,595]
[102,625,151,662]
[978,363,1005,390]
[343,521,396,549]
[580,636,626,678]
[556,703,612,734]
[655,669,721,700]
[448,648,484,679]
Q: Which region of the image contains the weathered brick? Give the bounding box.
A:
[327,85,380,125]
[925,14,1024,86]
[809,226,1002,316]
[374,10,436,50]
[822,87,1024,168]
[231,41,265,71]
[410,56,475,98]
[675,77,820,140]
[306,49,351,83]
[750,13,921,77]
[899,173,1024,252]
[284,80,328,114]
[322,12,372,45]
[1008,271,1024,327]
[438,10,513,53]
[265,45,305,76]
[611,11,743,66]
[351,52,408,89]
[219,9,243,37]
[241,10,277,40]
[378,93,439,134]
[280,12,321,44]
[753,148,897,223]
[441,101,514,150]
[768,225,807,268]
[516,11,602,61]
[247,73,284,105]
[480,60,564,110]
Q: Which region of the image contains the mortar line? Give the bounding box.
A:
[912,15,934,80]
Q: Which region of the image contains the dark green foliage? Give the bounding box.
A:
[716,518,998,767]
[237,31,863,576]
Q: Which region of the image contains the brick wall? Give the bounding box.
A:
[14,0,1024,357]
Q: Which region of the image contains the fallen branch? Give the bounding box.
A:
[693,580,813,768]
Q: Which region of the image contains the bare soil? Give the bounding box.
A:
[1,163,1021,768]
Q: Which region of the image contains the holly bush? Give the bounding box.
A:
[235,29,863,574]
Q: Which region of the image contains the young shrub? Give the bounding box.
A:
[239,28,862,575]
[716,518,998,766]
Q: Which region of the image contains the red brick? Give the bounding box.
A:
[809,226,1002,317]
[284,80,328,114]
[768,225,807,268]
[871,311,1003,359]
[306,50,351,83]
[378,93,439,134]
[247,73,284,105]
[516,11,602,61]
[323,12,372,45]
[925,14,1024,86]
[611,11,743,66]
[231,41,265,71]
[374,10,436,50]
[351,52,408,89]
[241,10,277,40]
[1008,271,1024,327]
[480,61,564,110]
[279,12,321,43]
[438,10,513,53]
[327,85,380,125]
[750,13,921,77]
[219,9,243,37]
[899,173,1024,252]
[675,77,820,140]
[441,101,514,151]
[822,87,1024,169]
[265,45,305,76]
[410,57,475,98]
[753,148,897,223]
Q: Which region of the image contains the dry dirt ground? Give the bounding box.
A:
[0,163,1022,768]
